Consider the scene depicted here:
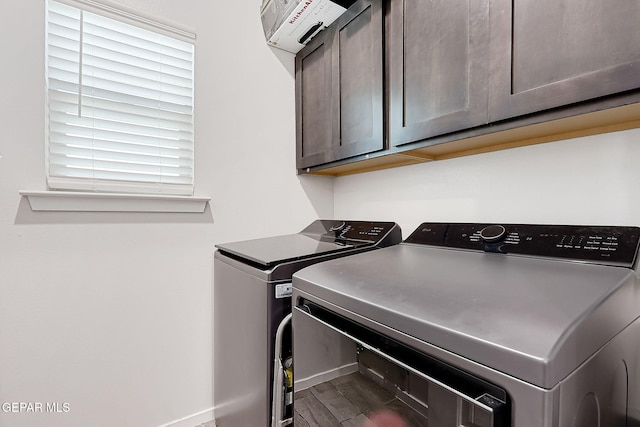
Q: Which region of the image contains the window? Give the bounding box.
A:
[46,0,195,196]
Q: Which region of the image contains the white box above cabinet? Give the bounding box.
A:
[261,0,355,53]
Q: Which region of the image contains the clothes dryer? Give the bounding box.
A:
[293,222,640,427]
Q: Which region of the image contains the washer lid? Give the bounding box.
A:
[216,233,368,268]
[293,243,640,389]
[215,220,400,268]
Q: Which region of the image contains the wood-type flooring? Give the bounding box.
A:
[294,371,428,427]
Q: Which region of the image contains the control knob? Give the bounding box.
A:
[479,225,507,243]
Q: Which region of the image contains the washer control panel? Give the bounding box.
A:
[405,223,640,267]
[324,221,397,243]
[299,220,402,246]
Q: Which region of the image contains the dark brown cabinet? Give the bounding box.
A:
[295,0,640,174]
[489,0,640,122]
[295,31,333,170]
[388,0,490,148]
[295,0,384,170]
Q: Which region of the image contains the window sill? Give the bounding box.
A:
[19,191,210,213]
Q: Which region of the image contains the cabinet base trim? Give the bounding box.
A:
[306,102,640,177]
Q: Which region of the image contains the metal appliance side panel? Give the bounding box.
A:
[292,288,560,427]
[214,250,272,281]
[558,317,640,427]
[214,256,271,427]
[631,319,640,424]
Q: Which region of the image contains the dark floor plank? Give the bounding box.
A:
[310,381,361,422]
[294,410,310,427]
[331,372,396,414]
[341,413,369,427]
[296,371,430,427]
[294,391,342,427]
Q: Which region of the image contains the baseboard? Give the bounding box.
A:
[294,362,358,391]
[156,407,215,427]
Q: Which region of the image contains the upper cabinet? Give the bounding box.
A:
[489,0,640,121]
[295,0,640,174]
[295,29,333,169]
[388,0,490,148]
[295,0,384,170]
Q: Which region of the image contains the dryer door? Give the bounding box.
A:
[293,300,510,427]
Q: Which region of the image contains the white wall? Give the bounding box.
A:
[3,0,639,426]
[0,1,332,427]
[334,129,640,238]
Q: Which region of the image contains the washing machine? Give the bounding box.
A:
[292,222,640,426]
[213,219,401,427]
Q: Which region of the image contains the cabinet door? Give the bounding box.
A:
[388,0,490,148]
[489,0,640,122]
[296,30,334,170]
[296,0,384,170]
[331,0,384,163]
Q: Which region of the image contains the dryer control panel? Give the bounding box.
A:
[405,223,640,267]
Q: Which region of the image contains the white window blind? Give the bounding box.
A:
[46,0,195,195]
